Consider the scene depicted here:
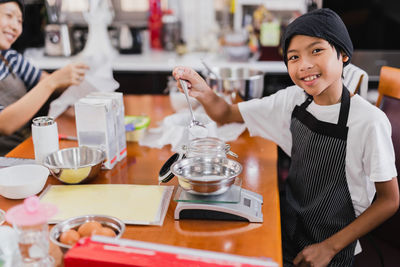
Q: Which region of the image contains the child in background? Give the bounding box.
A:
[173,8,399,267]
[0,0,88,155]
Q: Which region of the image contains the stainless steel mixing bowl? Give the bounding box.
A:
[43,146,105,184]
[205,67,264,101]
[171,157,242,195]
[49,214,125,253]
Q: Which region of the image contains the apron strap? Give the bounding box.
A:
[300,93,313,109]
[300,85,351,127]
[338,85,351,127]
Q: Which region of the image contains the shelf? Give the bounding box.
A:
[234,0,307,31]
[24,48,287,73]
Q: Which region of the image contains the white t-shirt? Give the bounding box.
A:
[239,85,397,217]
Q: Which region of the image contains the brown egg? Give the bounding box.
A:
[92,226,117,237]
[77,221,102,237]
[59,229,80,246]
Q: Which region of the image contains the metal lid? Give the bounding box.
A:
[32,116,55,126]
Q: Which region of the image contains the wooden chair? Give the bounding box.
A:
[354,66,400,267]
[376,66,400,106]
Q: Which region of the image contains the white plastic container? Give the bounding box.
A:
[31,117,59,164]
[124,115,150,142]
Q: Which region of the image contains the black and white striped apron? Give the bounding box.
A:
[281,86,356,267]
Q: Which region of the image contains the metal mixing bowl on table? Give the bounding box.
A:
[43,146,105,184]
[171,156,242,195]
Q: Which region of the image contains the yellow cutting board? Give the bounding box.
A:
[40,184,173,225]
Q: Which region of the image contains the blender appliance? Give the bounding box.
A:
[44,0,73,56]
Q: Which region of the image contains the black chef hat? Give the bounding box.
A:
[0,0,24,14]
[282,8,353,67]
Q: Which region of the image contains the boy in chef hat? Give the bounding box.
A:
[173,8,399,267]
[0,0,89,155]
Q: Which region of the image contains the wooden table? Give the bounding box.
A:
[2,95,282,266]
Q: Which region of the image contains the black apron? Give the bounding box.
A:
[282,86,356,267]
[0,62,30,156]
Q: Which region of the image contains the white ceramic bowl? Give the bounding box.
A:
[0,164,49,199]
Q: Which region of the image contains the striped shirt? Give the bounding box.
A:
[0,49,42,91]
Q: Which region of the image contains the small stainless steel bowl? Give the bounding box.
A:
[49,214,125,254]
[171,157,242,195]
[43,146,105,184]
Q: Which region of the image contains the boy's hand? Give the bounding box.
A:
[172,66,211,99]
[293,241,336,267]
[172,66,243,124]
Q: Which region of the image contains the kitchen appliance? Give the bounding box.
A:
[45,24,73,56]
[159,146,263,223]
[174,186,263,223]
[44,0,74,56]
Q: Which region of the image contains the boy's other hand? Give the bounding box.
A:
[293,241,336,267]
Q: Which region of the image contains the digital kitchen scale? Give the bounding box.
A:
[174,187,263,223]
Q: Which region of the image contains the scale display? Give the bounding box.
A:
[174,188,263,223]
